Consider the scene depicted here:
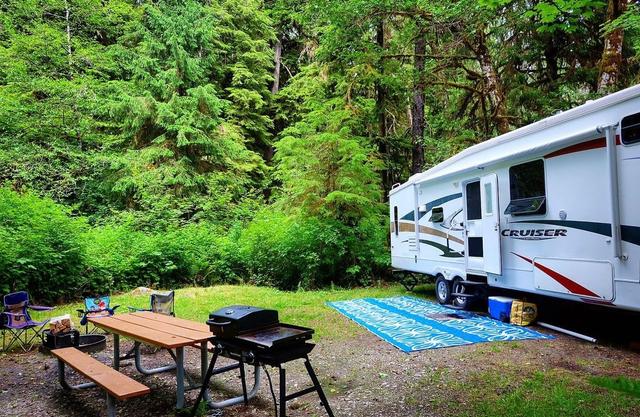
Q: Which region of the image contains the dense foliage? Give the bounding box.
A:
[0,0,638,302]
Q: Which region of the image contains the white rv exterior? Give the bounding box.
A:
[390,84,640,312]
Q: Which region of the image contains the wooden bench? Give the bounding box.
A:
[52,347,150,417]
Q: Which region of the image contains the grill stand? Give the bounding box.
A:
[278,359,335,417]
[192,342,334,417]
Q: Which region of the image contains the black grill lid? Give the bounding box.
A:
[208,305,279,337]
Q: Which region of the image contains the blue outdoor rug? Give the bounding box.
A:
[327,296,553,352]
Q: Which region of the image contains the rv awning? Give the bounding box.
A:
[413,126,600,186]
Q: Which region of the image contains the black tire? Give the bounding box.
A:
[435,275,451,305]
[451,278,470,310]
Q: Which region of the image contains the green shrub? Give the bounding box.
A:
[84,221,243,292]
[238,209,388,290]
[0,187,87,303]
[85,224,191,291]
[164,224,244,286]
[0,185,390,303]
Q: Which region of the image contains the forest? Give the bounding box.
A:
[1,0,639,303]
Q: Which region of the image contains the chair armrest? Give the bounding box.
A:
[77,309,85,318]
[112,305,120,311]
[87,308,110,314]
[2,312,27,319]
[29,305,54,311]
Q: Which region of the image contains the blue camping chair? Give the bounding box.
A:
[128,290,175,316]
[1,291,53,352]
[76,296,119,334]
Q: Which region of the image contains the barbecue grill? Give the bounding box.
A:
[192,305,335,417]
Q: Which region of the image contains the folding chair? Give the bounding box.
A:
[1,291,53,352]
[77,296,119,334]
[126,291,175,356]
[128,290,175,316]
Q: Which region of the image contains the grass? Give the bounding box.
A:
[590,375,640,399]
[5,283,639,417]
[26,283,419,340]
[455,369,640,417]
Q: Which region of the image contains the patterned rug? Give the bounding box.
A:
[327,296,553,352]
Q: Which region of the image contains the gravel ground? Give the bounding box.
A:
[1,326,640,417]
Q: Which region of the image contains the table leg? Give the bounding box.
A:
[200,341,208,384]
[113,334,120,371]
[106,393,116,417]
[134,341,177,375]
[191,346,220,417]
[176,346,185,409]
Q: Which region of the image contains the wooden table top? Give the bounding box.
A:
[88,312,212,349]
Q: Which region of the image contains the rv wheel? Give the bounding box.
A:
[435,275,451,305]
[451,278,470,310]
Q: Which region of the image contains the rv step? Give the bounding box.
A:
[450,293,476,298]
[458,280,486,286]
[442,304,466,310]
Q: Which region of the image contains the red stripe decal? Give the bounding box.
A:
[512,253,533,263]
[511,252,599,298]
[544,135,621,159]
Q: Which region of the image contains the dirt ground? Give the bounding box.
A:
[1,325,640,417]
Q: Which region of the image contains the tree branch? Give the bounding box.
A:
[382,53,475,60]
[429,81,482,94]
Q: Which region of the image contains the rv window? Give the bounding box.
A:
[394,206,399,236]
[429,207,444,223]
[622,112,640,145]
[505,160,546,216]
[468,237,483,257]
[483,182,493,215]
[466,181,482,220]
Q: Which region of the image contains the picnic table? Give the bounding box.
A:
[88,311,212,409]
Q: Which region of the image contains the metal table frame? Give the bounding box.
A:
[90,313,211,409]
[89,312,265,411]
[111,335,210,409]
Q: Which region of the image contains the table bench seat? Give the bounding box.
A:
[52,347,150,416]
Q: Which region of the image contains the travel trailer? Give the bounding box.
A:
[389,85,640,312]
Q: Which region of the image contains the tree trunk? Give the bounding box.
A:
[410,34,426,175]
[271,37,283,94]
[598,0,627,93]
[376,20,390,194]
[543,34,558,87]
[64,0,72,71]
[469,29,510,135]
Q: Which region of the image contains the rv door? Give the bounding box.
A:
[480,173,502,275]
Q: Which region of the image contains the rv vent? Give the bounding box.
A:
[408,237,418,251]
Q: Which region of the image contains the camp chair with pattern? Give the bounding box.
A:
[1,291,54,352]
[77,296,119,334]
[128,291,175,316]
